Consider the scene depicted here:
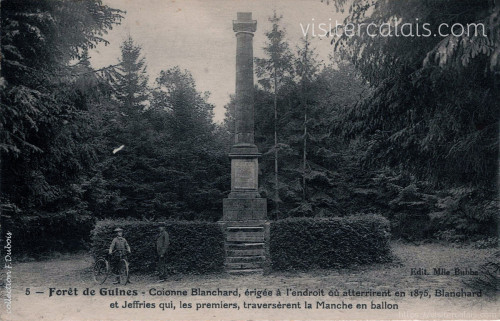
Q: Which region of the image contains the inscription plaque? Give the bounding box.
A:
[234,160,256,189]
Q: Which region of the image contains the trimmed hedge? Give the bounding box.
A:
[90,220,225,274]
[1,211,95,256]
[270,214,391,270]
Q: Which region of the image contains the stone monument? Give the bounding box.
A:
[222,12,267,222]
[221,12,268,274]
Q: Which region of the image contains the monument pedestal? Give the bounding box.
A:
[222,143,267,222]
[221,145,268,274]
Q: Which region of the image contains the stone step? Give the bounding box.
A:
[227,248,265,257]
[227,226,264,232]
[226,232,264,242]
[226,243,265,249]
[223,220,266,227]
[227,268,263,275]
[225,262,263,270]
[225,256,265,263]
[226,242,264,248]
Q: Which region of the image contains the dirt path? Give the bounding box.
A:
[1,243,498,320]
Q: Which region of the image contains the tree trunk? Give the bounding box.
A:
[274,67,279,217]
[301,39,308,202]
[303,103,307,201]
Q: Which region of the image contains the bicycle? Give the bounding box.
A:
[93,252,129,285]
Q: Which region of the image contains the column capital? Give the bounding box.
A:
[233,12,257,33]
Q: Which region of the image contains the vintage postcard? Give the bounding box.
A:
[0,0,498,320]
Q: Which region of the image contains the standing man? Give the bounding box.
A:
[156,225,169,282]
[108,227,131,284]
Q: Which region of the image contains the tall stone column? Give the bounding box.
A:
[234,12,256,145]
[222,12,267,221]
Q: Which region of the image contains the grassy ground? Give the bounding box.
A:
[1,242,498,320]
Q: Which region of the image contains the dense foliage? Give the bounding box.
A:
[270,215,391,270]
[90,220,225,274]
[237,60,367,218]
[322,0,499,240]
[2,212,95,256]
[244,2,498,240]
[330,0,498,187]
[1,0,123,218]
[95,60,230,220]
[1,1,229,223]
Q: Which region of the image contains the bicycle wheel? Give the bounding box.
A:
[93,258,109,284]
[119,259,129,285]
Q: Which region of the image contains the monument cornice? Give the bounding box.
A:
[232,20,257,33]
[228,153,262,159]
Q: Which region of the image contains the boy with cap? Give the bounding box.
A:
[109,227,131,284]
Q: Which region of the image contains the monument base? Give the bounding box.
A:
[221,195,268,275]
[219,199,269,275]
[222,197,267,221]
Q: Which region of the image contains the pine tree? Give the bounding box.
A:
[153,67,215,141]
[150,67,228,220]
[113,36,149,116]
[295,36,320,201]
[254,11,294,216]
